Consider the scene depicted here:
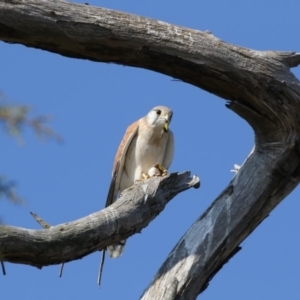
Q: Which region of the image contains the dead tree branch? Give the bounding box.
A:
[0,172,199,267]
[1,1,300,299]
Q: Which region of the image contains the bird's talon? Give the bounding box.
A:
[135,172,150,183]
[149,173,159,178]
[142,172,150,179]
[156,163,168,176]
[162,170,168,176]
[154,163,166,173]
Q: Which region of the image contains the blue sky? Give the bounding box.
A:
[1,0,300,299]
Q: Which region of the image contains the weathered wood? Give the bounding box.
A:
[0,172,199,267]
[1,0,299,98]
[1,1,300,299]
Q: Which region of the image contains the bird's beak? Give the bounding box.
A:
[164,121,169,132]
[163,112,172,132]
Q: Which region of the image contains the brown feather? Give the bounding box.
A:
[105,161,118,207]
[112,120,140,176]
[105,120,139,208]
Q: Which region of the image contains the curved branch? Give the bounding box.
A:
[1,0,299,98]
[0,172,199,267]
[1,1,300,299]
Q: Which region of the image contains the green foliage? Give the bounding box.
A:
[0,93,61,203]
[0,177,23,204]
[0,103,62,143]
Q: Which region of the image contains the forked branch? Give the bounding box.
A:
[0,1,300,299]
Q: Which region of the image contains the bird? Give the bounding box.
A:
[98,106,174,285]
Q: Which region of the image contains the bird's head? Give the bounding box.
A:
[146,106,173,132]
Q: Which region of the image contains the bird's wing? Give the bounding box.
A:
[162,129,174,169]
[105,120,139,207]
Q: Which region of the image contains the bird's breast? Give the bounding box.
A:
[135,130,168,168]
[121,129,169,189]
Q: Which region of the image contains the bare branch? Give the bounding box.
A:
[30,212,51,229]
[142,148,295,299]
[0,172,200,267]
[1,1,300,299]
[0,0,299,97]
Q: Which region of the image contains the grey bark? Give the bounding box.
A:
[0,172,199,266]
[1,1,300,299]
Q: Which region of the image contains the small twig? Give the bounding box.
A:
[30,212,51,229]
[59,263,65,277]
[1,261,6,275]
[97,250,106,286]
[30,211,65,276]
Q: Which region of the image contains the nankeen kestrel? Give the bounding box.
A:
[106,105,174,257]
[98,106,174,285]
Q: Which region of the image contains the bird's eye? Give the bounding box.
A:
[156,109,161,115]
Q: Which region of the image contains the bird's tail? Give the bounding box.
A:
[107,240,127,258]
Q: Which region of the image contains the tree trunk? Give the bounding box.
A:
[1,1,300,299]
